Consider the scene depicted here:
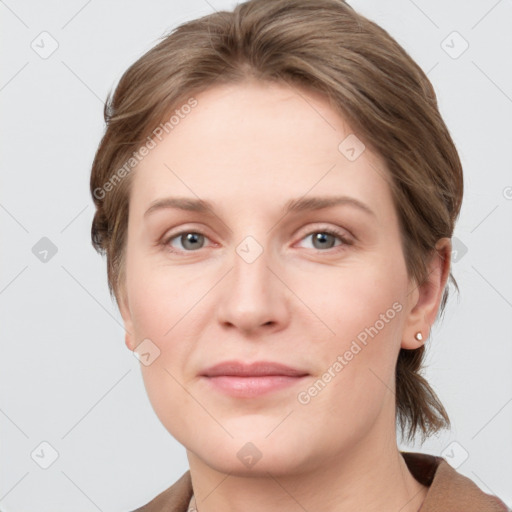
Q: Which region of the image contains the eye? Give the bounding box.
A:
[163,231,210,252]
[161,226,352,254]
[297,227,352,251]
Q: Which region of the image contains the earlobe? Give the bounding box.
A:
[402,329,428,350]
[401,237,452,350]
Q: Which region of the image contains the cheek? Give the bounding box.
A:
[300,288,403,440]
[128,272,196,440]
[297,260,406,400]
[125,249,195,339]
[124,251,203,408]
[298,258,406,340]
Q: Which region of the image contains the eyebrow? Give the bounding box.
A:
[143,195,376,218]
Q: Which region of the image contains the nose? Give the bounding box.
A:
[216,236,290,335]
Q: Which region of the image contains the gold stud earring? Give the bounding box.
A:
[414,332,423,342]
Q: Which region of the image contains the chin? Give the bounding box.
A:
[190,434,313,477]
[205,453,306,478]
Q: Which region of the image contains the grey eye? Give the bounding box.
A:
[310,232,338,250]
[172,232,206,251]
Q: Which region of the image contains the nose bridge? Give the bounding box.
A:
[231,232,274,301]
[216,230,287,332]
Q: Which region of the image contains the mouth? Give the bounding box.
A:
[200,360,309,398]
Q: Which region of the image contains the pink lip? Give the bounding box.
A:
[200,360,309,398]
[200,360,308,377]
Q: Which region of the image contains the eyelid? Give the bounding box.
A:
[294,223,353,249]
[160,225,215,250]
[296,223,352,240]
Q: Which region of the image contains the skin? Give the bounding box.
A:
[118,80,451,512]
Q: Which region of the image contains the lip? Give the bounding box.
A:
[200,360,309,377]
[200,360,309,398]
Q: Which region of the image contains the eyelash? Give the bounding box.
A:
[160,226,353,255]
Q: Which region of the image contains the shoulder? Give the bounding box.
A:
[129,470,193,512]
[401,451,510,512]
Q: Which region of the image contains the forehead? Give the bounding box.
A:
[130,80,393,219]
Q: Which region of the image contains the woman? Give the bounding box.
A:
[89,0,509,510]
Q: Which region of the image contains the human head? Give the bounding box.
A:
[90,0,463,445]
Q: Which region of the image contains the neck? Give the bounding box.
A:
[186,407,428,512]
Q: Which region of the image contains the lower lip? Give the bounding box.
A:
[202,375,308,398]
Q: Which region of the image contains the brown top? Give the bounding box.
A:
[131,451,510,512]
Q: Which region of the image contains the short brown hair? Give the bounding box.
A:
[90,0,463,443]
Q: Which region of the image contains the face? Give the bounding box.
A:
[119,80,425,476]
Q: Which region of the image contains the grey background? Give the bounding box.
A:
[1,0,511,510]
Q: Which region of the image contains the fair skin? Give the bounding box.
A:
[118,80,451,512]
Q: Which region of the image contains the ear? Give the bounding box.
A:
[117,285,135,352]
[401,237,452,349]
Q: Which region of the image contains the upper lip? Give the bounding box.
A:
[200,360,309,377]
